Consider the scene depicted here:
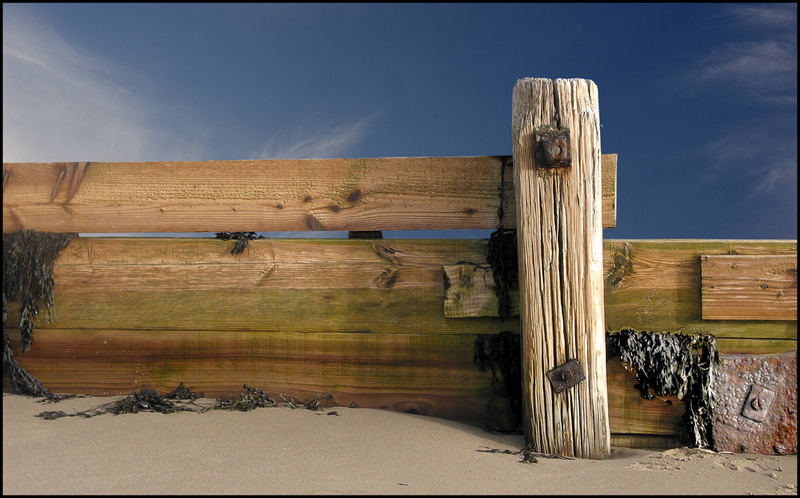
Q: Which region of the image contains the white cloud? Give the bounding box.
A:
[701,125,797,200]
[725,4,797,30]
[688,5,797,105]
[2,9,209,163]
[252,113,378,159]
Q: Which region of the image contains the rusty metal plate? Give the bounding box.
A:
[741,384,776,423]
[546,359,585,394]
[534,129,571,169]
[712,352,797,455]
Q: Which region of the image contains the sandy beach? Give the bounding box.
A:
[3,393,796,495]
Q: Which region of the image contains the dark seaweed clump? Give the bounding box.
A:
[215,232,264,255]
[486,229,518,317]
[3,230,77,399]
[487,156,518,317]
[606,329,720,449]
[474,331,522,433]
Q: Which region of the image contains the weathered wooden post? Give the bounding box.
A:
[512,78,611,458]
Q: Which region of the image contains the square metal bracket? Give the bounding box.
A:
[534,129,571,169]
[546,359,585,394]
[741,384,776,423]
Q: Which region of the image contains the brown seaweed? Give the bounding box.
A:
[36,383,338,419]
[606,329,719,449]
[214,232,264,255]
[3,230,77,400]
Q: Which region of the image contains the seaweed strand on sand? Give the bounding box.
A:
[36,384,337,419]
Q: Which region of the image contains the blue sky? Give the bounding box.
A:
[3,3,797,239]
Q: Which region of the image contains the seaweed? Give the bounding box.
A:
[606,329,720,449]
[216,384,277,411]
[474,331,522,433]
[3,230,77,400]
[36,384,208,420]
[476,445,574,464]
[486,157,519,317]
[486,229,517,317]
[214,232,264,255]
[472,329,720,449]
[36,383,338,419]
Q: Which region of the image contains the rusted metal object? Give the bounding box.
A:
[741,384,776,423]
[712,352,797,454]
[534,129,571,169]
[546,359,585,394]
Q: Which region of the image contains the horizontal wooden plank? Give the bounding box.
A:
[5,329,499,427]
[611,435,681,450]
[2,155,617,233]
[606,360,685,436]
[5,328,683,437]
[5,238,519,335]
[716,338,798,355]
[701,255,797,321]
[444,239,798,342]
[443,264,520,318]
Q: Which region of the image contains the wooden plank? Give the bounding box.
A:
[611,435,681,450]
[6,238,796,342]
[444,239,797,342]
[701,255,797,321]
[716,338,797,355]
[512,78,610,458]
[443,263,520,318]
[6,328,682,438]
[5,329,499,427]
[606,360,684,436]
[2,155,617,233]
[5,238,519,335]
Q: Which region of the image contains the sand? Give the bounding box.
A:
[3,393,796,495]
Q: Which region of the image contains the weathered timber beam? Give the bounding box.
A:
[6,238,796,347]
[2,155,617,233]
[5,238,520,335]
[512,78,610,459]
[3,329,686,438]
[441,240,797,347]
[701,255,797,321]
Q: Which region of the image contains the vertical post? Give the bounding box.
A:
[512,78,610,459]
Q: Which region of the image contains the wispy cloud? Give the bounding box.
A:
[701,123,797,200]
[689,4,797,105]
[725,4,797,30]
[2,9,209,163]
[252,113,378,159]
[692,4,797,213]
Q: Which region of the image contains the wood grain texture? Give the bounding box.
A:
[4,237,795,441]
[442,263,520,318]
[2,155,617,233]
[5,238,519,335]
[701,255,797,321]
[6,238,796,345]
[5,329,685,438]
[512,78,610,458]
[443,239,797,344]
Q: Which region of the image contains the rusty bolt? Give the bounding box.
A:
[534,129,571,169]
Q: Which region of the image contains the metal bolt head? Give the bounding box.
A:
[534,129,571,169]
